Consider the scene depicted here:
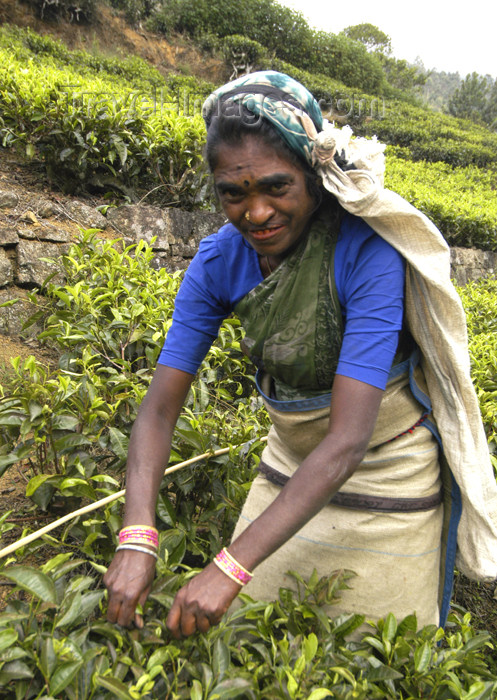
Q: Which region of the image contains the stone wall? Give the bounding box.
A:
[450,247,497,286]
[0,195,225,336]
[0,191,496,336]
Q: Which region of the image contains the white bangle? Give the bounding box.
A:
[116,544,158,560]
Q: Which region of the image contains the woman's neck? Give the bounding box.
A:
[259,254,281,278]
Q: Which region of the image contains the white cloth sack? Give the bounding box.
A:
[310,124,497,581]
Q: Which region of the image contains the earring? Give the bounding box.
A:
[245,211,251,221]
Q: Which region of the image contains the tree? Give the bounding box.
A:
[308,31,386,93]
[222,35,267,80]
[483,78,497,129]
[378,55,427,95]
[149,0,386,94]
[420,67,462,112]
[342,23,392,55]
[448,72,492,123]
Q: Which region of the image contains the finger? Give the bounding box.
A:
[106,590,140,627]
[116,596,140,628]
[166,600,182,639]
[166,595,198,639]
[133,587,151,629]
[196,613,211,635]
[134,612,144,629]
[180,610,197,638]
[106,594,123,624]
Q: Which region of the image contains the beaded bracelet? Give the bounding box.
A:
[222,548,253,577]
[119,534,158,549]
[119,526,159,548]
[116,544,158,560]
[213,547,253,586]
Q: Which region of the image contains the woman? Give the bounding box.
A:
[104,72,497,638]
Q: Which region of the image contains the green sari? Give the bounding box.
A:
[234,205,342,401]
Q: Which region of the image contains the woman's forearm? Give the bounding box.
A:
[120,365,194,526]
[122,411,175,525]
[105,366,194,628]
[228,432,361,570]
[229,376,384,571]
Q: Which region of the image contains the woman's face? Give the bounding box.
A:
[213,137,316,260]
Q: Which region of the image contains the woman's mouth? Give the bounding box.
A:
[249,225,284,241]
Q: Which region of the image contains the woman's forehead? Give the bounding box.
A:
[213,137,303,182]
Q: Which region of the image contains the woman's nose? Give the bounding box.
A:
[246,197,275,225]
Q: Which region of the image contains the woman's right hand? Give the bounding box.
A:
[104,549,156,628]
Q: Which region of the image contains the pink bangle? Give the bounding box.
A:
[119,526,158,548]
[119,532,159,547]
[213,548,253,586]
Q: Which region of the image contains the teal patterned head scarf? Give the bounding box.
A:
[202,71,324,167]
[203,70,388,206]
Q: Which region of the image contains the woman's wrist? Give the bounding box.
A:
[213,547,253,586]
[122,507,157,530]
[117,525,159,556]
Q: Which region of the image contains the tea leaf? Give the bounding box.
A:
[382,612,398,642]
[95,675,135,699]
[2,566,57,604]
[210,677,254,698]
[212,638,230,678]
[0,628,18,654]
[190,679,203,700]
[303,633,318,663]
[26,474,58,498]
[414,641,431,672]
[307,690,333,700]
[0,659,34,683]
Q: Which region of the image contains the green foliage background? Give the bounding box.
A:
[0,4,496,696]
[0,27,210,207]
[1,24,496,247]
[0,236,496,698]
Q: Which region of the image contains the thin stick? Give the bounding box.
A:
[0,437,267,560]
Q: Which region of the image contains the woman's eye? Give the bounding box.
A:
[220,189,243,201]
[268,183,288,195]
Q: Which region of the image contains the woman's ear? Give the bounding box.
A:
[305,172,323,211]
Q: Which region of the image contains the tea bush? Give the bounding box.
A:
[254,55,381,120]
[385,150,497,251]
[0,558,495,698]
[0,236,496,697]
[0,233,267,553]
[164,74,216,106]
[357,100,497,169]
[0,26,208,206]
[457,278,497,472]
[0,26,166,91]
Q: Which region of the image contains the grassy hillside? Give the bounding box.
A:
[0,14,496,247]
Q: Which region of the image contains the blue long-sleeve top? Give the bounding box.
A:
[158,213,406,390]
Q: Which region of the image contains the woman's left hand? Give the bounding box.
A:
[166,562,242,638]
